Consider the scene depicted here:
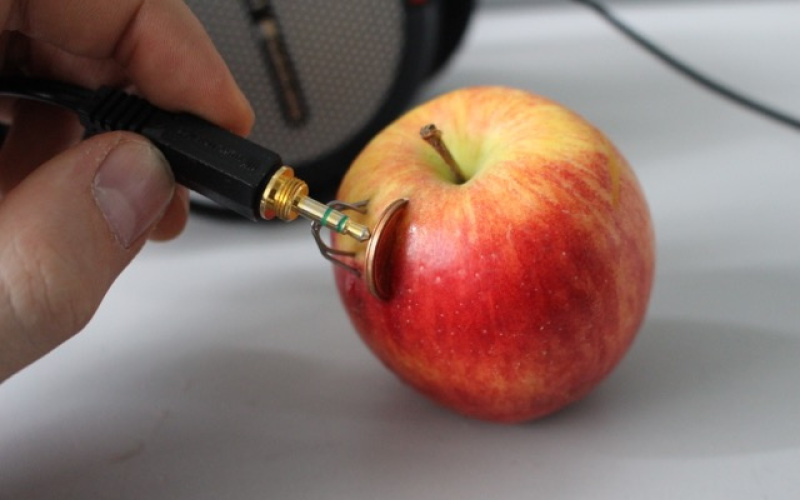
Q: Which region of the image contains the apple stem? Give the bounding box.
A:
[420,124,466,184]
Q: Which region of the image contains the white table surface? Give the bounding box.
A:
[2,2,799,499]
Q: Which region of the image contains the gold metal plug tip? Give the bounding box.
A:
[312,198,409,301]
[260,166,371,243]
[296,196,371,242]
[263,166,406,301]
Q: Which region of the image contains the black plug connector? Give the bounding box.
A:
[0,77,371,241]
[80,87,281,221]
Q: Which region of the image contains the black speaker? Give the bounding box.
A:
[185,0,475,200]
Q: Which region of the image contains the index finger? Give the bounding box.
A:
[3,0,254,135]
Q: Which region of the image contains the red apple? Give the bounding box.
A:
[330,86,655,423]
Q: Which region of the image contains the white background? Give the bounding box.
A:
[2,2,799,498]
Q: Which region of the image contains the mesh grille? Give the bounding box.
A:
[185,0,405,167]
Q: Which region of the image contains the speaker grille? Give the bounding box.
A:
[186,0,405,168]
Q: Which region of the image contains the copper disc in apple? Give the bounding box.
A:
[364,198,409,300]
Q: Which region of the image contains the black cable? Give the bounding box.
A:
[573,0,800,131]
[0,77,283,221]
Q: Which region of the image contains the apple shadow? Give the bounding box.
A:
[550,315,800,458]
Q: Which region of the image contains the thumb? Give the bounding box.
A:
[0,132,175,381]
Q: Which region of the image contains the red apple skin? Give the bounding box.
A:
[331,86,655,423]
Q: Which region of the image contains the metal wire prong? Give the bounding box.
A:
[311,200,369,276]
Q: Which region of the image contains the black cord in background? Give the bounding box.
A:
[573,0,800,131]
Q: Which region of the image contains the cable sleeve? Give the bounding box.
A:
[0,78,283,220]
[77,86,284,220]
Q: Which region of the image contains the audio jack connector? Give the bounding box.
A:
[0,77,396,297]
[260,166,370,242]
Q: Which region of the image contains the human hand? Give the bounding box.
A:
[0,0,254,381]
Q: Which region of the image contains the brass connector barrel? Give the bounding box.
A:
[260,166,371,242]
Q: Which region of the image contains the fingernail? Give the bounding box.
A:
[93,140,174,248]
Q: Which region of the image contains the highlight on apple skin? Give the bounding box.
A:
[331,86,655,423]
